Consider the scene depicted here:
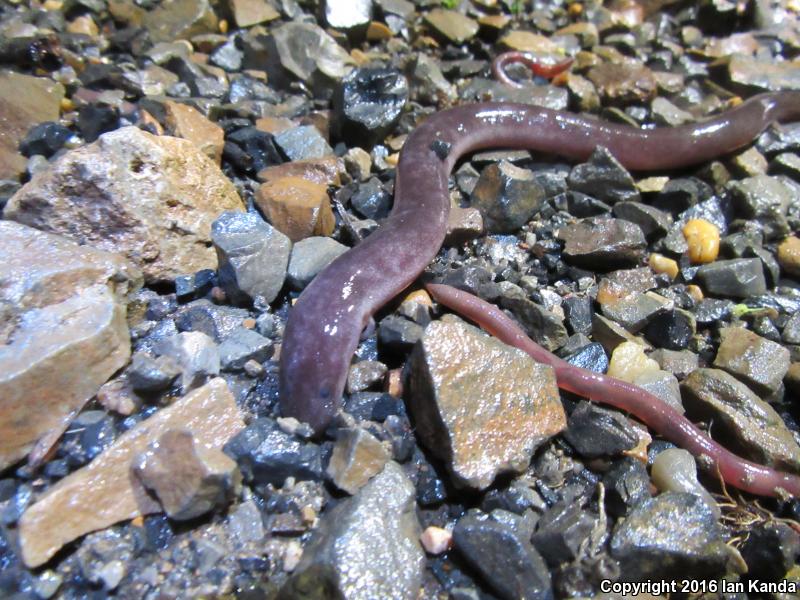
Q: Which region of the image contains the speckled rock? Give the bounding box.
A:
[557,217,646,270]
[256,176,335,242]
[279,461,424,600]
[326,427,390,494]
[713,326,790,396]
[407,316,565,489]
[567,146,640,205]
[5,127,244,284]
[470,161,546,234]
[18,378,245,567]
[156,331,220,392]
[497,283,569,352]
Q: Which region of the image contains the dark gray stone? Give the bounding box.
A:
[563,401,638,458]
[470,161,546,234]
[602,457,651,518]
[218,328,272,371]
[128,352,181,392]
[531,501,596,566]
[695,258,767,299]
[612,201,672,240]
[557,217,646,270]
[567,146,640,205]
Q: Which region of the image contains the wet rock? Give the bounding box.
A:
[279,462,424,600]
[424,9,479,44]
[567,146,640,205]
[602,457,651,518]
[695,258,767,299]
[334,68,408,149]
[739,522,800,582]
[497,283,568,352]
[18,378,244,567]
[596,277,671,332]
[350,177,392,220]
[347,360,387,393]
[258,156,345,188]
[75,529,134,591]
[650,348,699,380]
[563,401,638,458]
[407,316,564,489]
[728,174,792,241]
[156,331,220,392]
[643,309,695,350]
[727,55,800,93]
[470,161,546,234]
[175,268,215,301]
[59,411,118,469]
[174,300,249,341]
[161,100,224,165]
[132,429,241,520]
[326,427,390,494]
[778,236,800,278]
[287,236,348,290]
[682,368,800,474]
[143,0,218,43]
[19,122,73,158]
[211,210,291,304]
[713,326,790,396]
[274,125,334,161]
[612,201,672,240]
[651,96,694,126]
[224,418,323,486]
[230,0,279,27]
[453,511,551,600]
[773,152,800,180]
[77,104,120,143]
[5,127,244,284]
[531,501,596,566]
[562,295,593,336]
[586,62,657,105]
[557,217,646,270]
[324,0,371,31]
[218,328,272,371]
[610,492,743,581]
[378,314,424,353]
[343,147,372,181]
[128,352,181,393]
[409,53,457,105]
[784,312,800,345]
[0,222,140,472]
[633,369,684,414]
[563,342,609,373]
[0,71,65,180]
[651,448,718,518]
[653,177,714,214]
[256,176,335,242]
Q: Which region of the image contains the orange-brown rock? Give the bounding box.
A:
[257,156,345,186]
[326,428,390,494]
[18,378,245,567]
[162,100,225,165]
[256,176,335,242]
[255,115,295,135]
[778,236,800,278]
[229,0,280,27]
[408,315,565,489]
[587,62,658,105]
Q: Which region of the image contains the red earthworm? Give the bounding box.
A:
[491,51,573,87]
[426,283,800,499]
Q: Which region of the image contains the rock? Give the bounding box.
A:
[5,127,244,284]
[531,501,596,566]
[453,511,551,600]
[334,68,408,149]
[499,29,559,54]
[211,210,291,304]
[695,258,767,299]
[18,378,244,567]
[612,201,672,240]
[563,342,609,374]
[274,126,334,161]
[175,268,215,301]
[142,0,218,43]
[653,177,714,214]
[445,206,484,245]
[279,462,424,600]
[610,492,744,581]
[378,314,424,353]
[224,418,323,486]
[651,96,694,126]
[596,277,671,333]
[324,0,372,31]
[350,177,392,220]
[256,176,335,242]
[727,55,800,92]
[557,217,646,270]
[649,348,699,380]
[739,522,800,582]
[778,236,800,278]
[409,53,457,105]
[132,429,241,520]
[258,156,346,186]
[643,309,695,351]
[347,360,388,393]
[218,328,272,371]
[728,174,792,241]
[19,122,73,158]
[713,326,790,396]
[326,427,390,494]
[0,222,140,472]
[343,147,372,181]
[424,9,479,44]
[407,316,565,489]
[567,147,640,205]
[128,352,181,393]
[161,100,224,165]
[420,526,452,555]
[156,331,220,392]
[174,300,249,341]
[287,236,348,290]
[602,457,651,518]
[497,283,568,352]
[586,62,657,105]
[0,71,65,180]
[563,401,638,458]
[633,369,684,414]
[470,161,546,234]
[229,0,279,27]
[651,448,719,517]
[607,340,660,382]
[682,368,800,474]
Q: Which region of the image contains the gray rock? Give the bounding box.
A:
[218,328,272,371]
[610,492,744,581]
[727,174,793,241]
[649,348,698,380]
[650,96,694,126]
[454,511,551,600]
[470,161,546,234]
[279,462,424,600]
[602,457,651,518]
[156,331,220,392]
[728,55,800,92]
[287,236,348,290]
[409,53,456,105]
[497,282,569,351]
[695,258,767,299]
[142,0,218,43]
[127,352,181,392]
[713,326,790,396]
[563,401,638,458]
[531,501,596,566]
[347,360,388,393]
[174,300,250,341]
[326,427,390,494]
[612,201,672,240]
[633,369,684,414]
[567,146,640,205]
[378,314,424,352]
[557,217,646,270]
[350,177,392,220]
[212,211,291,304]
[275,126,334,161]
[783,311,800,345]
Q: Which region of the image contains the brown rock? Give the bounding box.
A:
[229,0,279,27]
[18,378,245,567]
[713,326,790,396]
[256,176,335,242]
[5,126,244,284]
[0,222,141,472]
[326,428,390,494]
[778,236,800,278]
[0,71,65,179]
[142,0,219,43]
[66,15,99,36]
[445,206,483,246]
[162,101,224,165]
[132,428,241,520]
[257,156,345,186]
[500,30,560,55]
[587,62,657,105]
[424,9,479,44]
[255,116,295,135]
[408,316,565,489]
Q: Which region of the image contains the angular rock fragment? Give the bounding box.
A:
[256,176,335,242]
[713,326,790,396]
[326,427,390,494]
[557,217,646,270]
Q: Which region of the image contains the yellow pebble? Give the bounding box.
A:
[686,284,704,303]
[219,19,228,34]
[682,218,720,264]
[648,253,679,279]
[608,341,660,383]
[568,2,583,17]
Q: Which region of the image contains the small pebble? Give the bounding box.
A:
[682,218,720,264]
[420,526,453,555]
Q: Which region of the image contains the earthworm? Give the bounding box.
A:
[279,90,800,439]
[491,51,573,87]
[426,283,800,499]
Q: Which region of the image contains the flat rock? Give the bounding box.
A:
[407,316,565,489]
[326,427,390,494]
[424,9,479,44]
[287,236,348,290]
[5,126,244,284]
[256,176,335,242]
[257,156,345,186]
[470,161,546,234]
[0,222,141,472]
[557,217,646,270]
[713,326,790,396]
[142,0,219,43]
[695,258,767,299]
[586,62,658,105]
[279,462,424,600]
[682,368,800,474]
[18,378,245,567]
[0,70,65,180]
[567,146,640,205]
[230,0,279,27]
[162,100,224,165]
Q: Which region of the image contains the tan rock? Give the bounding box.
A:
[257,156,345,186]
[142,0,219,43]
[255,116,295,135]
[407,316,565,489]
[229,0,279,27]
[5,126,244,284]
[778,236,800,278]
[18,378,245,567]
[162,101,224,165]
[424,9,478,44]
[327,428,390,494]
[132,428,241,520]
[500,30,560,54]
[66,14,99,36]
[0,71,65,179]
[0,222,141,472]
[255,176,335,242]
